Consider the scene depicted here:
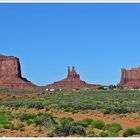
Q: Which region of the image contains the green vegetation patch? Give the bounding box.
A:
[77,118,94,127]
[47,117,86,137]
[16,112,56,127]
[33,113,56,127]
[106,123,122,136]
[16,113,36,121]
[60,117,74,125]
[123,128,136,137]
[98,131,109,137]
[91,120,105,129]
[135,126,140,134]
[0,111,14,129]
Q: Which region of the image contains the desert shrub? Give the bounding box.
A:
[16,112,56,127]
[26,120,33,125]
[107,123,122,131]
[77,118,93,127]
[114,107,128,114]
[98,131,109,137]
[0,111,13,121]
[33,113,56,127]
[86,132,96,137]
[1,100,24,108]
[34,104,45,110]
[60,117,74,125]
[35,125,42,132]
[47,125,58,137]
[68,123,86,136]
[3,123,14,130]
[24,100,45,109]
[102,109,111,115]
[16,113,35,121]
[106,123,122,136]
[135,126,140,134]
[0,119,14,130]
[123,128,136,137]
[19,128,25,131]
[28,103,45,110]
[14,123,25,130]
[47,122,85,137]
[91,120,105,129]
[0,111,14,130]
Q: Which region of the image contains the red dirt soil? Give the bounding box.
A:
[54,112,140,129]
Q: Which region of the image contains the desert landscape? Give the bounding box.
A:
[1,2,140,138]
[0,55,140,137]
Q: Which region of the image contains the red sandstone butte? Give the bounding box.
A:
[46,66,89,89]
[0,55,36,89]
[119,66,140,88]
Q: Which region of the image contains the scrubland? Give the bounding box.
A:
[0,88,140,137]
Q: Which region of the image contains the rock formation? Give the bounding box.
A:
[46,66,88,89]
[0,55,36,89]
[119,66,140,88]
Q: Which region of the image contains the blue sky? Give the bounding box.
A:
[0,3,140,86]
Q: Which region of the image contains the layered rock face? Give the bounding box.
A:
[46,66,88,89]
[0,55,36,89]
[119,67,140,88]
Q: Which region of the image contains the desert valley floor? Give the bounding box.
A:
[0,88,139,137]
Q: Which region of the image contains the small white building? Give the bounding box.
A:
[46,88,49,91]
[50,89,55,92]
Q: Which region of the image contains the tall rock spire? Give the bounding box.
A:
[68,66,71,77]
[46,66,87,89]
